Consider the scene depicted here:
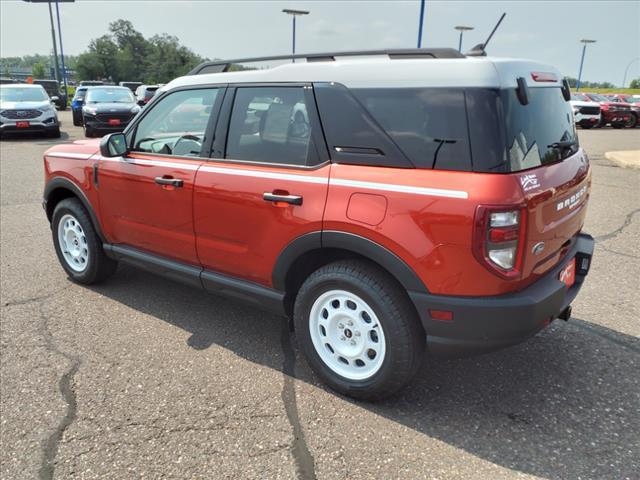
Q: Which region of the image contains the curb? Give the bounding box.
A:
[604,150,640,169]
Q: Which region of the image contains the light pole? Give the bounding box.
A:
[282,9,309,62]
[454,25,474,52]
[622,57,640,89]
[54,0,69,99]
[417,0,426,48]
[576,39,596,91]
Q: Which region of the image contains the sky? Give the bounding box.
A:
[1,0,639,85]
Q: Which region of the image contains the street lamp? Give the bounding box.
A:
[576,39,596,91]
[417,0,426,48]
[282,9,309,62]
[454,25,474,52]
[622,57,640,89]
[22,0,74,103]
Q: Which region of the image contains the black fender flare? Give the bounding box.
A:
[43,177,106,242]
[272,230,428,294]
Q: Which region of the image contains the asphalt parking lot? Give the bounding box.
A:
[1,110,639,480]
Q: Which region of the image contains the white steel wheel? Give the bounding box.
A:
[57,213,89,272]
[309,289,387,381]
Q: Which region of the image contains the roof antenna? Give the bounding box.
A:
[466,12,506,56]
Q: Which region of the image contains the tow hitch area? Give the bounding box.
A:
[558,305,572,321]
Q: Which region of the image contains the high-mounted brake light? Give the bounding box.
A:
[473,205,527,279]
[531,72,558,82]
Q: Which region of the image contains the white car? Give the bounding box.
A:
[0,84,60,138]
[570,94,601,129]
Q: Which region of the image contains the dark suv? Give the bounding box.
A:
[43,50,594,399]
[81,86,141,137]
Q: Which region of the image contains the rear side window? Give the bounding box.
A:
[225,86,318,166]
[352,88,472,171]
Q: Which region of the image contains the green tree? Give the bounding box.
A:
[630,78,640,89]
[31,62,46,78]
[144,34,203,83]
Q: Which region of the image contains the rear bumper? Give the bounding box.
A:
[409,233,595,358]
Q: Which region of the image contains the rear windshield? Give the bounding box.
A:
[500,87,577,171]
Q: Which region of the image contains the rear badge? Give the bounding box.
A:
[532,242,545,256]
[520,174,540,192]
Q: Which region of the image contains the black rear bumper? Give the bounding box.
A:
[409,233,595,358]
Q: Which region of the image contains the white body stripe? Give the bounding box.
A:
[330,178,468,199]
[60,154,467,200]
[46,152,94,160]
[198,165,327,184]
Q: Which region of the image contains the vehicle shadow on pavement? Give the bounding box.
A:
[88,265,640,479]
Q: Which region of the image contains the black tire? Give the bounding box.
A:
[294,260,425,401]
[581,124,593,129]
[73,112,82,127]
[83,123,93,138]
[51,198,117,284]
[612,122,625,129]
[626,113,638,128]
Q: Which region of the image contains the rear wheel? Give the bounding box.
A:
[612,122,625,129]
[294,260,425,400]
[626,113,638,128]
[51,198,117,284]
[581,124,593,129]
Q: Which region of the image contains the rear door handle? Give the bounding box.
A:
[263,192,303,206]
[155,176,184,187]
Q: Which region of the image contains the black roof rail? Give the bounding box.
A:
[188,48,465,75]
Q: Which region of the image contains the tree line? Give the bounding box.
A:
[1,20,204,84]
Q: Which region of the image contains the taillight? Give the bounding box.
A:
[473,205,527,279]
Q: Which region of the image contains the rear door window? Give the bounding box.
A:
[225,86,318,166]
[352,88,472,171]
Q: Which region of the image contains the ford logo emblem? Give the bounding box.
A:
[532,242,545,256]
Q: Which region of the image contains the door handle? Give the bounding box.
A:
[263,192,303,206]
[155,176,184,187]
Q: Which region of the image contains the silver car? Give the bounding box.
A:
[0,84,60,138]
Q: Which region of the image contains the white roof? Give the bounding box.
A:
[164,56,563,92]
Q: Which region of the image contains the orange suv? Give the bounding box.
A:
[43,50,594,399]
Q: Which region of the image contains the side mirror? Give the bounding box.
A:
[100,132,128,157]
[137,99,145,106]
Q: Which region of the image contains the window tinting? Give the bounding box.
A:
[501,87,577,171]
[132,88,218,157]
[352,88,472,171]
[225,87,316,166]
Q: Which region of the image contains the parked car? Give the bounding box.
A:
[569,93,601,128]
[119,81,143,93]
[33,79,67,110]
[134,84,160,106]
[43,49,594,399]
[574,92,631,128]
[0,83,60,138]
[71,86,88,126]
[81,86,140,137]
[604,94,639,128]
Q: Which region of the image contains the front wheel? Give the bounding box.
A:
[612,122,625,129]
[51,198,117,284]
[294,260,425,400]
[626,114,638,128]
[83,124,93,137]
